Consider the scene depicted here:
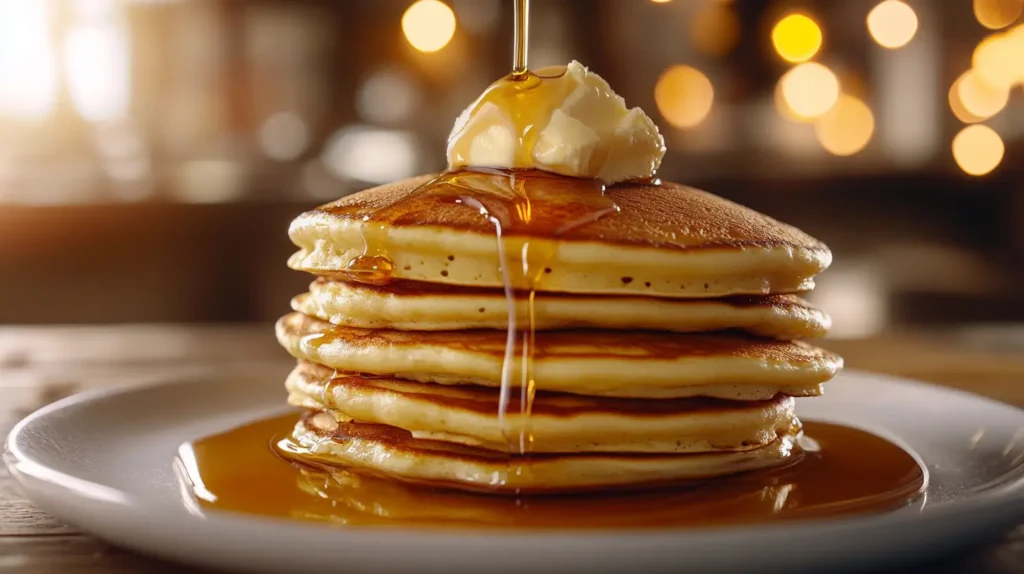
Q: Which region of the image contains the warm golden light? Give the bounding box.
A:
[948,75,985,124]
[778,62,840,120]
[973,27,1024,90]
[771,13,822,63]
[973,0,1023,30]
[650,0,673,3]
[691,2,741,56]
[952,125,1005,176]
[814,95,875,156]
[867,1,918,49]
[654,65,714,129]
[773,81,802,122]
[66,24,130,123]
[0,1,57,118]
[957,69,1010,120]
[402,0,456,53]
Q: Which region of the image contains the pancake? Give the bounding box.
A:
[293,278,830,339]
[287,171,831,298]
[286,361,798,454]
[276,312,842,399]
[281,411,800,494]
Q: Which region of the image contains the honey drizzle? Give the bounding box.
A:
[319,1,621,489]
[512,0,530,80]
[442,170,617,486]
[447,190,520,449]
[344,220,394,286]
[320,168,618,488]
[447,67,573,171]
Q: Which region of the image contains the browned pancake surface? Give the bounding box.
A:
[305,172,828,252]
[293,360,794,419]
[281,311,837,364]
[299,410,789,465]
[308,277,819,309]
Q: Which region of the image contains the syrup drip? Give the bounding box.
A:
[512,0,530,80]
[447,0,574,171]
[176,414,927,529]
[344,220,395,286]
[323,168,618,488]
[331,0,620,481]
[447,67,573,170]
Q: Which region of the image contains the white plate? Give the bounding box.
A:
[5,370,1024,574]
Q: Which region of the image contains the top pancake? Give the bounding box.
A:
[288,171,831,298]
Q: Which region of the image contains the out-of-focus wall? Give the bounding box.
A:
[0,0,1022,336]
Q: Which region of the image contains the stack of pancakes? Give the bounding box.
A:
[276,174,842,494]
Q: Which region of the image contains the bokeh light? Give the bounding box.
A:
[771,13,822,63]
[357,68,420,125]
[323,126,420,184]
[0,1,57,118]
[654,65,714,129]
[778,62,840,120]
[973,26,1024,90]
[956,69,1009,120]
[171,160,247,204]
[952,125,1004,176]
[65,23,130,123]
[973,0,1023,30]
[867,1,918,49]
[402,0,457,53]
[773,81,802,122]
[814,95,875,156]
[948,74,986,124]
[258,111,309,161]
[691,2,740,56]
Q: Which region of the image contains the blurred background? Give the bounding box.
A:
[0,0,1021,339]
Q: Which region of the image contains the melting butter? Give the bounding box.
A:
[447,61,666,184]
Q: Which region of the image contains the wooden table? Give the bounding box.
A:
[2,325,1023,573]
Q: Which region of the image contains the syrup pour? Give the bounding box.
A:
[323,169,619,488]
[512,0,530,80]
[446,67,573,171]
[336,1,618,485]
[176,414,927,529]
[177,0,929,519]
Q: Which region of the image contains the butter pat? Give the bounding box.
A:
[447,61,666,184]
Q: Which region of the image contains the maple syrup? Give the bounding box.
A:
[176,414,927,529]
[334,0,614,468]
[193,0,922,528]
[326,168,618,470]
[512,0,530,80]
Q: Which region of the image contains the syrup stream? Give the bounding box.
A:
[512,0,530,80]
[321,167,617,487]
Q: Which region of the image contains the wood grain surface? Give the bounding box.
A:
[1,325,1022,573]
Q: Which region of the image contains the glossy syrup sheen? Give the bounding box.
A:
[335,170,618,289]
[176,414,926,529]
[447,67,575,170]
[333,168,622,465]
[288,312,832,364]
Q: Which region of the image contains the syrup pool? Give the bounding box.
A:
[176,414,926,530]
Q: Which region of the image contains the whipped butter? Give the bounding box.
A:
[446,61,666,184]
